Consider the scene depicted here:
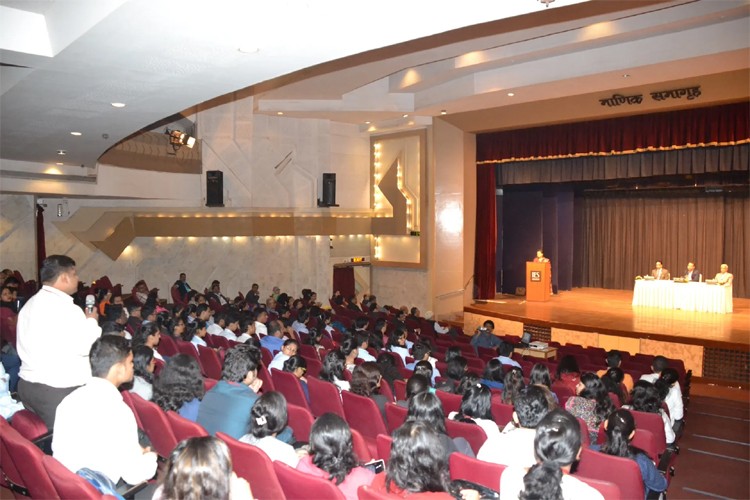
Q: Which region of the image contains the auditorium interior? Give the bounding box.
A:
[1,0,749,498]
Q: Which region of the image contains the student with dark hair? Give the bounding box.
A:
[438,356,468,393]
[17,254,101,429]
[236,316,257,343]
[130,345,155,401]
[152,354,205,421]
[240,392,301,467]
[407,392,474,458]
[478,386,550,468]
[623,381,675,445]
[499,409,603,500]
[481,359,505,390]
[555,355,581,393]
[449,383,500,441]
[53,336,157,486]
[355,331,377,362]
[292,309,310,335]
[412,361,434,386]
[654,367,683,430]
[496,341,521,368]
[471,320,502,352]
[282,355,310,403]
[444,346,462,363]
[297,413,375,500]
[133,322,164,361]
[406,342,440,384]
[397,374,431,407]
[502,367,526,406]
[601,367,627,406]
[529,363,558,409]
[340,337,360,372]
[155,436,251,500]
[268,338,299,372]
[597,349,634,391]
[350,362,389,420]
[594,409,668,497]
[456,373,481,395]
[376,351,404,392]
[387,326,410,364]
[183,319,208,350]
[319,349,350,392]
[564,372,614,443]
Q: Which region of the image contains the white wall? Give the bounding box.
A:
[0,194,36,280]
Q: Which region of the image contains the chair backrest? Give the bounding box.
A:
[287,403,315,443]
[385,403,408,434]
[197,345,223,380]
[577,476,622,500]
[376,434,393,463]
[273,460,346,500]
[435,390,462,415]
[444,418,488,455]
[301,355,324,378]
[631,410,668,453]
[42,454,107,500]
[257,363,275,392]
[121,390,144,429]
[216,432,285,500]
[393,379,407,401]
[575,448,644,500]
[204,377,219,392]
[166,411,209,442]
[9,409,49,441]
[307,376,345,418]
[358,484,399,500]
[129,392,178,457]
[0,422,57,498]
[379,380,395,402]
[157,333,179,357]
[271,368,311,411]
[449,452,506,491]
[579,418,592,448]
[260,347,274,366]
[176,340,202,365]
[350,428,373,462]
[298,343,320,360]
[631,428,659,463]
[490,401,514,427]
[342,391,388,440]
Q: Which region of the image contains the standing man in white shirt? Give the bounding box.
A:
[17,255,101,429]
[53,335,157,486]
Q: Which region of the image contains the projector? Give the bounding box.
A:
[528,341,548,350]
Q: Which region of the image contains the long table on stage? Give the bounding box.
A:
[632,280,733,314]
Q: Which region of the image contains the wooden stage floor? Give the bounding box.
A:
[464,287,750,350]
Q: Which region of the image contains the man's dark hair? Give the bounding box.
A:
[141,305,156,320]
[40,255,76,284]
[514,386,550,428]
[605,350,622,368]
[101,321,123,336]
[412,342,431,362]
[482,320,495,329]
[282,338,299,348]
[267,320,283,338]
[195,304,210,317]
[222,345,259,382]
[254,308,268,321]
[354,317,369,330]
[90,335,131,378]
[355,332,370,349]
[497,341,514,358]
[651,356,669,373]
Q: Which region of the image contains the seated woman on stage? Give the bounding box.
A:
[714,263,734,286]
[564,373,615,443]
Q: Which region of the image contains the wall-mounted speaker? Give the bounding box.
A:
[206,170,224,207]
[318,173,338,207]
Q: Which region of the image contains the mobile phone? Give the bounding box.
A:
[363,459,385,474]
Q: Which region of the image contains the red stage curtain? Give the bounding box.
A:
[474,165,497,299]
[477,102,749,164]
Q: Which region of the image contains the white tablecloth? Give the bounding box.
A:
[632,280,733,314]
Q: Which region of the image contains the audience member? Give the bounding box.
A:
[496,341,521,368]
[350,362,389,420]
[481,359,505,390]
[130,345,155,401]
[449,383,501,441]
[597,350,634,392]
[601,367,627,406]
[133,322,163,361]
[412,361,434,386]
[236,317,257,343]
[528,363,558,409]
[470,320,502,351]
[407,392,474,458]
[340,337,360,372]
[319,350,350,392]
[282,355,310,403]
[269,339,299,372]
[501,367,526,406]
[387,327,411,364]
[152,354,205,421]
[555,355,581,393]
[52,336,157,486]
[376,352,404,392]
[397,374,431,407]
[261,320,286,353]
[17,255,101,429]
[240,392,302,467]
[184,319,208,350]
[355,332,376,362]
[624,381,675,445]
[564,372,615,443]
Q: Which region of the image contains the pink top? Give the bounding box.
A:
[296,455,375,500]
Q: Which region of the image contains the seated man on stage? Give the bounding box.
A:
[714,264,733,286]
[651,260,670,280]
[683,262,701,282]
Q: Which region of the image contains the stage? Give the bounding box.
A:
[463,288,750,384]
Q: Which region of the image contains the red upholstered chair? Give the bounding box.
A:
[307,376,345,418]
[351,428,373,462]
[301,355,323,378]
[379,380,395,403]
[358,484,400,500]
[176,340,202,367]
[271,368,311,411]
[153,358,165,376]
[204,377,219,392]
[0,417,26,494]
[121,390,144,429]
[9,409,49,441]
[260,347,274,366]
[631,410,668,453]
[170,284,188,308]
[575,448,644,500]
[166,411,208,442]
[43,454,117,499]
[393,379,407,401]
[299,343,321,360]
[578,476,622,499]
[210,334,231,350]
[198,345,223,380]
[257,363,275,392]
[630,428,661,464]
[342,391,388,451]
[157,334,179,357]
[0,421,57,498]
[449,452,506,491]
[490,400,514,427]
[376,433,393,463]
[129,392,178,457]
[287,403,315,443]
[435,390,462,415]
[444,418,488,455]
[273,460,346,500]
[217,432,285,500]
[385,403,408,434]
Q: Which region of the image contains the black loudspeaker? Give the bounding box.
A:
[318,173,338,207]
[206,170,224,207]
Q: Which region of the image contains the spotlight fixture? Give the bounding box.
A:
[164,128,196,151]
[538,0,554,7]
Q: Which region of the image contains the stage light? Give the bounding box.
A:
[165,128,197,151]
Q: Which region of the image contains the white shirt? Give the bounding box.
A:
[390,345,410,364]
[0,365,24,420]
[478,427,537,468]
[500,467,603,500]
[206,323,224,336]
[239,434,299,467]
[640,373,684,422]
[255,321,268,336]
[357,349,377,362]
[18,286,102,388]
[191,335,208,350]
[448,412,501,442]
[130,376,153,401]
[268,352,290,372]
[218,328,238,342]
[53,378,157,485]
[292,321,309,334]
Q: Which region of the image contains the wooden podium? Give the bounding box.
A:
[526,261,551,302]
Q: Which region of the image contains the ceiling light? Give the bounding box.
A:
[440,110,447,115]
[164,128,196,152]
[365,121,371,124]
[538,0,554,6]
[402,114,409,118]
[70,131,82,136]
[507,92,515,97]
[57,150,66,155]
[623,74,631,78]
[237,46,260,54]
[277,111,284,116]
[56,162,63,166]
[111,102,126,108]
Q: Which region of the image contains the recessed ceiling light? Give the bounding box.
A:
[237,46,260,54]
[402,114,409,118]
[70,131,82,136]
[365,121,371,125]
[440,110,447,115]
[623,74,631,78]
[56,162,63,166]
[507,92,515,97]
[277,111,284,116]
[57,150,67,155]
[111,102,126,108]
